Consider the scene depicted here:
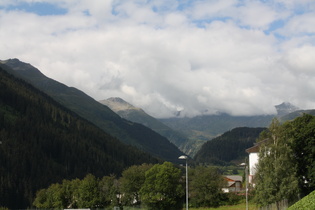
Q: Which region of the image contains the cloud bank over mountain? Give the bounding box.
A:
[1,0,315,118]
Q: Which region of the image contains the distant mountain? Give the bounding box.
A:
[0,66,159,208]
[194,127,266,165]
[275,102,299,117]
[0,59,184,163]
[279,109,315,123]
[100,97,311,157]
[159,102,314,156]
[160,113,274,156]
[100,97,189,150]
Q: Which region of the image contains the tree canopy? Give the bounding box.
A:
[254,115,315,207]
[140,162,184,210]
[189,166,227,207]
[120,163,153,206]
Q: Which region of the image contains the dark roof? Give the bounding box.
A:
[246,138,269,153]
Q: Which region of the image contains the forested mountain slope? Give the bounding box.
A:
[0,67,159,208]
[100,97,189,151]
[0,59,184,162]
[194,127,266,165]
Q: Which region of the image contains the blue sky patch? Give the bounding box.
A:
[6,2,67,16]
[193,16,231,28]
[265,19,285,34]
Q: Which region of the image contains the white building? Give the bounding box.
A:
[245,139,269,184]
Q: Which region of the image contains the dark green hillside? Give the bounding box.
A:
[0,67,159,208]
[1,59,184,162]
[194,127,266,165]
[100,97,189,151]
[116,108,188,147]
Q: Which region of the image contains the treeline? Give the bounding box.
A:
[33,162,243,209]
[194,127,266,165]
[0,67,158,208]
[254,114,315,207]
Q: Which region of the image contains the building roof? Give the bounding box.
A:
[224,176,243,187]
[246,138,269,153]
[224,175,242,182]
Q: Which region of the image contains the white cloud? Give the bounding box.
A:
[235,1,279,29]
[1,0,315,118]
[279,13,315,36]
[283,45,315,74]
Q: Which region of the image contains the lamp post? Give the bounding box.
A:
[179,155,188,210]
[240,162,248,210]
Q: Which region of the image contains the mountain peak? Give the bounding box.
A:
[275,102,299,116]
[100,97,140,112]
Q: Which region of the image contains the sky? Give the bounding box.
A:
[1,0,315,118]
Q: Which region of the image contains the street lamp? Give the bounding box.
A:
[179,155,188,210]
[240,162,248,210]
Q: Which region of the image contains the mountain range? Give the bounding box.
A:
[100,97,309,156]
[0,59,184,163]
[1,58,313,158]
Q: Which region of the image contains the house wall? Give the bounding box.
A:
[227,182,242,192]
[249,152,258,183]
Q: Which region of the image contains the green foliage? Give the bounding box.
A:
[284,114,315,196]
[140,162,184,210]
[120,164,153,206]
[99,175,120,207]
[288,190,315,209]
[77,174,100,207]
[222,193,244,206]
[189,166,227,208]
[59,178,81,208]
[33,174,118,208]
[33,183,63,208]
[33,163,184,209]
[33,163,247,209]
[194,127,266,165]
[218,166,242,175]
